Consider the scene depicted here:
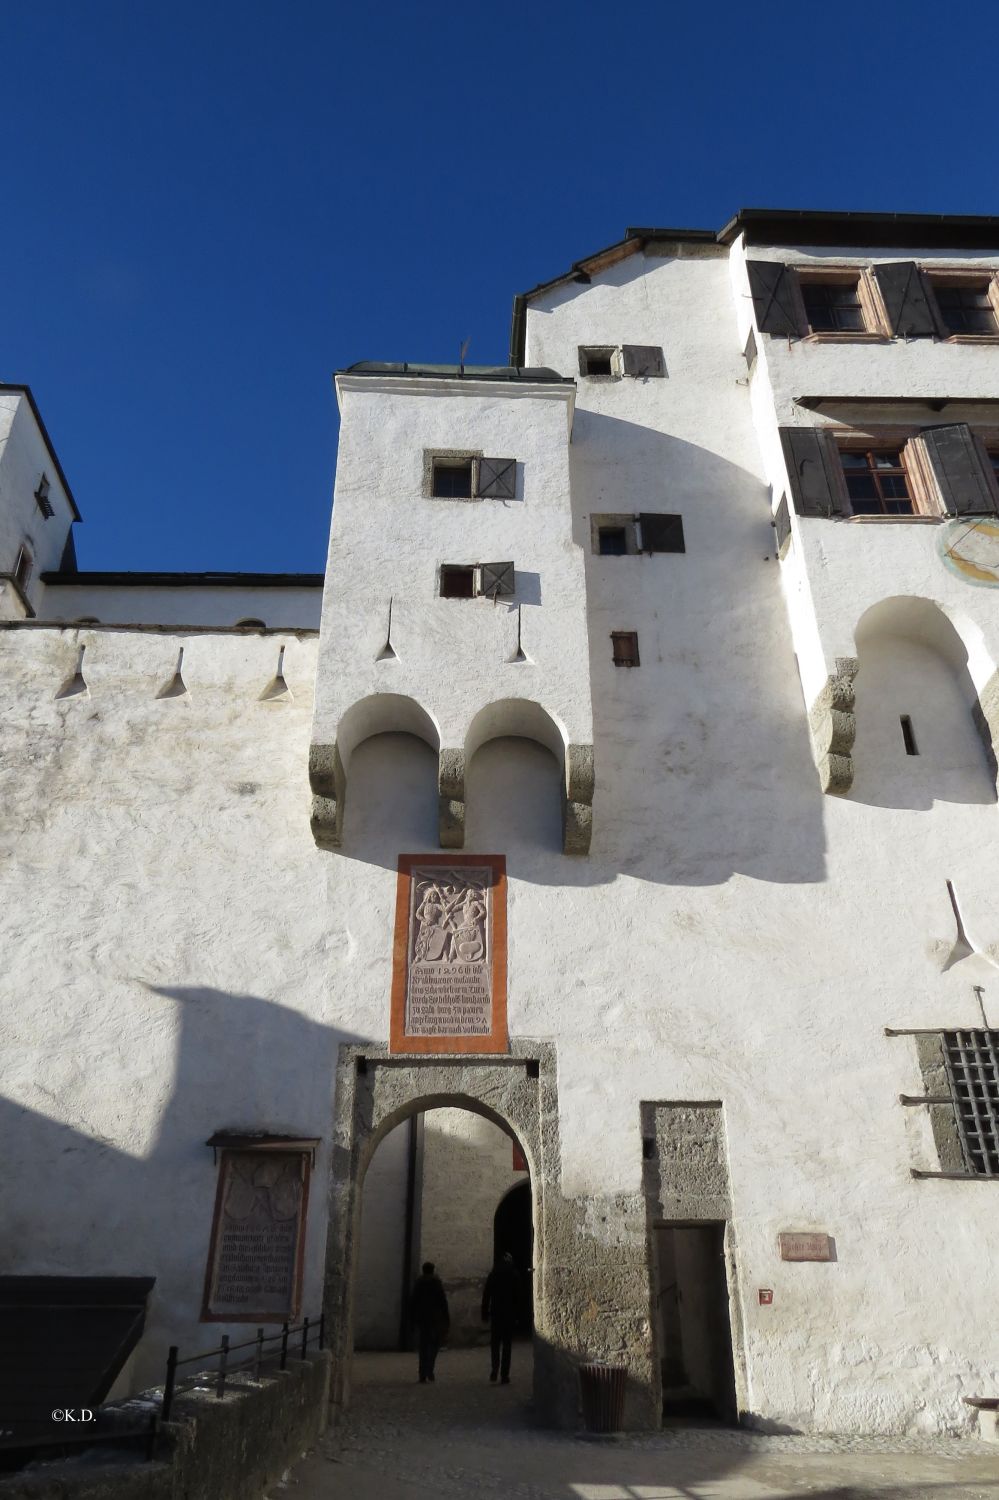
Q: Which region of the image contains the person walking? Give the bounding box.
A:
[409,1261,449,1384]
[481,1251,519,1384]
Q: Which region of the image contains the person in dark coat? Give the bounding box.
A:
[409,1261,449,1383]
[481,1251,519,1384]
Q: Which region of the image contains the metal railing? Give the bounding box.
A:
[161,1313,325,1422]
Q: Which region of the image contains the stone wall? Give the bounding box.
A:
[0,1352,330,1500]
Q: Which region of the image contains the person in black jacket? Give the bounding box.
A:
[481,1251,519,1384]
[409,1261,449,1383]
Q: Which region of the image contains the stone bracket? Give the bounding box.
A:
[562,743,594,855]
[438,747,466,849]
[807,658,858,796]
[309,742,345,849]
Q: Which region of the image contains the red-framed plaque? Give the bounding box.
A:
[390,854,508,1054]
[201,1149,310,1322]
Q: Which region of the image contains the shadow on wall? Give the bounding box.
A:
[850,598,998,811]
[571,409,828,887]
[0,985,363,1390]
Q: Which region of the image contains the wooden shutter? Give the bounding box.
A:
[476,457,516,499]
[621,345,666,378]
[872,262,939,337]
[779,428,844,517]
[773,494,792,557]
[918,424,999,516]
[746,261,800,336]
[638,513,685,552]
[479,561,515,597]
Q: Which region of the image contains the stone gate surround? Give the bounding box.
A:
[323,1042,658,1429]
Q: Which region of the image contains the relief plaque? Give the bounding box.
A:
[391,854,507,1054]
[202,1150,310,1321]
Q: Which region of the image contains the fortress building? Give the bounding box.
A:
[3,209,999,1434]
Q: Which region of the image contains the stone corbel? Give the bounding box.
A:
[562,743,594,855]
[438,747,465,849]
[806,657,858,796]
[309,742,345,849]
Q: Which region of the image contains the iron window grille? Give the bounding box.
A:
[943,1030,999,1176]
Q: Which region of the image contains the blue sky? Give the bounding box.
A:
[5,0,998,572]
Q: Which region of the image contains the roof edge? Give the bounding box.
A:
[41,571,325,588]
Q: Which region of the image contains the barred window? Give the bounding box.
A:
[943,1030,999,1176]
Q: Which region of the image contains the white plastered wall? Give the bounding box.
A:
[0,393,76,610]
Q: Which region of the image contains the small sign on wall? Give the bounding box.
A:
[202,1150,310,1322]
[390,854,507,1054]
[778,1232,835,1262]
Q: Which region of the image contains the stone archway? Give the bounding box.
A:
[323,1041,591,1428]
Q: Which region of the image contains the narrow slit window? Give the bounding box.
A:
[432,459,474,499]
[439,565,476,599]
[610,631,640,668]
[13,544,32,591]
[900,715,918,755]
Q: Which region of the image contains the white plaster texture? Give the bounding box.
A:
[38,583,323,630]
[4,229,999,1437]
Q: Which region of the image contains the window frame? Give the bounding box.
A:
[423,448,483,501]
[590,514,640,555]
[578,346,621,379]
[924,268,999,342]
[794,265,890,341]
[836,442,919,518]
[438,564,477,599]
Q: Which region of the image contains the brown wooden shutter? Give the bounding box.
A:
[918,424,999,516]
[773,494,792,557]
[479,561,515,597]
[638,513,685,552]
[779,428,844,517]
[476,457,516,499]
[872,262,939,337]
[621,345,666,378]
[746,261,800,336]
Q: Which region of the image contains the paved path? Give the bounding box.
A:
[273,1350,999,1500]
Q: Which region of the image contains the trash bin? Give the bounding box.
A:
[578,1360,627,1433]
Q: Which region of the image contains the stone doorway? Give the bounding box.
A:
[653,1222,738,1423]
[324,1043,581,1426]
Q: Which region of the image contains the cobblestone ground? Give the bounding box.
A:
[272,1350,999,1500]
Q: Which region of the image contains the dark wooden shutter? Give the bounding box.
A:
[872,262,939,337]
[920,425,999,515]
[621,345,666,378]
[779,428,844,517]
[638,513,685,552]
[476,457,516,499]
[746,261,800,336]
[773,494,792,556]
[479,561,515,597]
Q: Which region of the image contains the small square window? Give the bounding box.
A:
[432,460,473,499]
[579,347,617,378]
[610,631,640,668]
[934,282,998,336]
[440,565,476,599]
[598,526,628,556]
[801,279,866,334]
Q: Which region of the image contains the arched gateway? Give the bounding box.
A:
[322,1042,648,1428]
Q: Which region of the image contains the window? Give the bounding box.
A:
[236,618,267,628]
[933,281,999,336]
[34,474,54,519]
[426,453,517,501]
[598,527,628,556]
[578,345,666,379]
[432,459,473,498]
[440,565,476,598]
[943,1030,999,1176]
[800,279,866,333]
[13,544,32,591]
[439,562,515,599]
[610,631,640,667]
[839,449,914,516]
[900,716,918,755]
[579,347,618,378]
